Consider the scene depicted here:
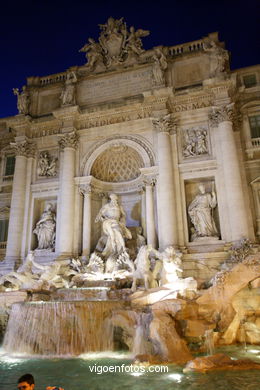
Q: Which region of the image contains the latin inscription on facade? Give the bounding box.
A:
[78,67,153,105]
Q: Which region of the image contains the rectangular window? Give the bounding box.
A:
[243,74,257,88]
[249,115,260,139]
[5,155,15,176]
[0,219,9,242]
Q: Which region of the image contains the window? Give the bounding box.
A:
[4,155,15,176]
[243,74,257,88]
[0,219,9,242]
[249,115,260,139]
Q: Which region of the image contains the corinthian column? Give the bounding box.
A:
[143,178,157,247]
[80,184,92,258]
[57,131,79,256]
[209,104,250,241]
[153,114,178,249]
[5,140,36,268]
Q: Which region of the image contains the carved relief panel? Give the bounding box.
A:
[37,150,59,179]
[181,125,210,160]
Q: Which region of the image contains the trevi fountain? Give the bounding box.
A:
[0,17,259,390]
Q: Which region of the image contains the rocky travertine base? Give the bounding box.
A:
[183,353,260,372]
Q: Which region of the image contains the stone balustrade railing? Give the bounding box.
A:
[27,72,67,86]
[168,39,204,57]
[0,242,7,249]
[252,137,260,148]
[2,175,13,182]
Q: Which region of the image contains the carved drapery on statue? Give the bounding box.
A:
[188,184,219,241]
[33,204,56,250]
[80,17,150,71]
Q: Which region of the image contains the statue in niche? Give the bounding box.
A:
[13,86,30,114]
[188,183,219,241]
[183,128,208,158]
[152,47,168,86]
[33,203,56,250]
[203,39,229,77]
[60,71,77,106]
[37,151,58,177]
[95,194,132,259]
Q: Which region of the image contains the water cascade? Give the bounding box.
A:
[3,300,122,356]
[204,329,215,356]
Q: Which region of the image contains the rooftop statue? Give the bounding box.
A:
[60,70,77,106]
[13,86,30,115]
[203,38,229,77]
[80,17,150,71]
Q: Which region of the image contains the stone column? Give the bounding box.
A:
[58,131,78,256]
[5,140,36,268]
[80,184,92,258]
[210,104,250,241]
[251,181,260,240]
[153,114,178,249]
[169,125,185,248]
[139,187,147,238]
[144,178,157,248]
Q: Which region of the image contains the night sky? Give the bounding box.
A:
[0,0,259,118]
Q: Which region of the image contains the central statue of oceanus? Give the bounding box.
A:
[95,193,132,258]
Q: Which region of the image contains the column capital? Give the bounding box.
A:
[152,114,177,134]
[209,103,235,126]
[143,176,157,186]
[10,139,36,158]
[59,130,79,150]
[79,184,92,196]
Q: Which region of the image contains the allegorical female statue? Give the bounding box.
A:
[95,193,132,258]
[33,203,56,250]
[188,184,219,241]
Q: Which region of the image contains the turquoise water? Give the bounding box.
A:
[1,347,260,390]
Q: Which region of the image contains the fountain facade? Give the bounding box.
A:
[0,17,259,389]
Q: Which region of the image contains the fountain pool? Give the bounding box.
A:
[1,346,260,390]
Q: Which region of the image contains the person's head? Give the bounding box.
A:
[198,184,206,194]
[109,193,118,204]
[17,374,35,390]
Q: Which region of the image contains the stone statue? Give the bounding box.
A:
[188,184,219,241]
[203,39,229,77]
[132,245,157,292]
[152,48,168,86]
[136,227,146,250]
[37,151,58,177]
[33,203,56,250]
[125,26,149,55]
[13,86,30,114]
[80,17,150,70]
[60,71,77,106]
[80,38,104,71]
[95,194,132,258]
[153,246,183,286]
